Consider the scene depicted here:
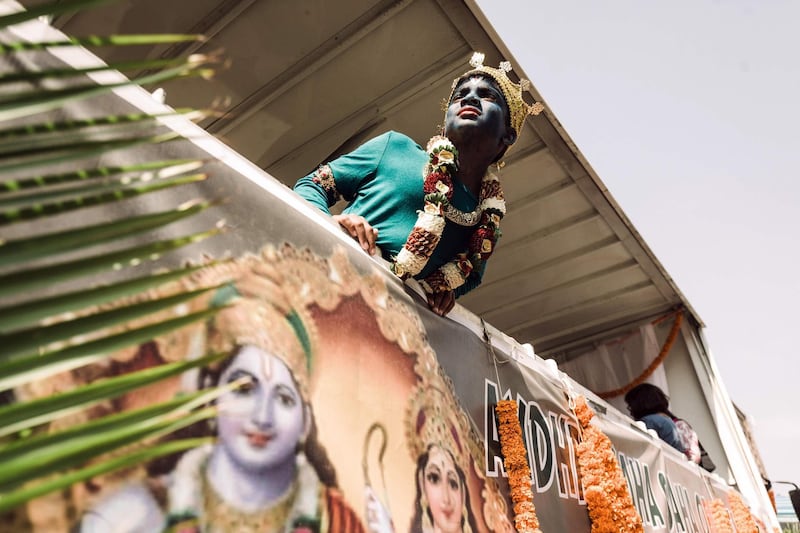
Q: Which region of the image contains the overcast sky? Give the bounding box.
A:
[480,1,800,492]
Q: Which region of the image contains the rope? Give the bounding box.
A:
[482,318,506,392]
[596,310,684,399]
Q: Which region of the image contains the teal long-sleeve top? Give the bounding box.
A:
[293,131,488,297]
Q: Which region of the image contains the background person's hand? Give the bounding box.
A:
[427,289,455,316]
[333,214,379,256]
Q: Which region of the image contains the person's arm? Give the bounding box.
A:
[293,132,392,214]
[642,414,685,453]
[294,133,392,255]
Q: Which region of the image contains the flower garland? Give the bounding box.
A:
[727,491,759,533]
[597,310,684,399]
[392,135,505,293]
[495,399,541,533]
[702,498,735,533]
[573,395,644,533]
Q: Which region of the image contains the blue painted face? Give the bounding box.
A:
[216,345,307,472]
[444,75,511,148]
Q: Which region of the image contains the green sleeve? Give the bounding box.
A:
[293,132,392,214]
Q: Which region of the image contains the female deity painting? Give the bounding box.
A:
[406,386,479,533]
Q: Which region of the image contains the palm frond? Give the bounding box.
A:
[0,438,213,513]
[0,158,204,193]
[0,0,118,29]
[0,172,207,225]
[0,306,225,392]
[0,33,204,53]
[0,353,224,438]
[0,199,214,268]
[0,55,215,122]
[0,109,198,140]
[0,227,223,301]
[0,0,239,516]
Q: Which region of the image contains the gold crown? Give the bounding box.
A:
[406,384,472,472]
[448,52,544,140]
[173,254,317,400]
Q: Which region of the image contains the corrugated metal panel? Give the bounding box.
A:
[41,0,700,354]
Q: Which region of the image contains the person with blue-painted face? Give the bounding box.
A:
[294,52,543,316]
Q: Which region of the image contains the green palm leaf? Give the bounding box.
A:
[0,158,203,193]
[0,306,225,392]
[0,227,223,301]
[1,285,222,361]
[0,353,224,438]
[0,200,213,268]
[0,0,239,517]
[0,33,204,53]
[0,263,219,334]
[0,0,118,29]
[0,57,214,122]
[0,438,212,513]
[0,109,197,140]
[0,172,207,225]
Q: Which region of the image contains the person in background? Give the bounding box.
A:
[624,383,701,463]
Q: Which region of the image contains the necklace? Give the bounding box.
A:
[201,473,299,532]
[391,135,505,293]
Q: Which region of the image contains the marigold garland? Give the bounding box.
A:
[597,311,684,399]
[702,498,735,533]
[727,491,759,533]
[495,399,541,533]
[573,395,644,533]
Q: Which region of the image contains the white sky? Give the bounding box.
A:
[480,1,800,492]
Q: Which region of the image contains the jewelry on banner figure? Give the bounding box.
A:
[294,52,543,316]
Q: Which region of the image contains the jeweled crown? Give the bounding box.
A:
[448,52,544,141]
[176,254,316,400]
[406,384,471,472]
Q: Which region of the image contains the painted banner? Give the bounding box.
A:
[8,79,764,529]
[51,233,767,532]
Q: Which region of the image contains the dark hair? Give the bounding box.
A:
[624,383,674,420]
[409,445,478,533]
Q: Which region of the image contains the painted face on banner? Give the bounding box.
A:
[217,345,306,472]
[422,445,464,533]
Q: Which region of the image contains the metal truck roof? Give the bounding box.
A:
[47,0,703,353]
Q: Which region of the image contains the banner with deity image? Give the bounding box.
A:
[48,239,769,533]
[20,193,766,531]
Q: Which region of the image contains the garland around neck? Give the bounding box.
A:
[391,135,506,294]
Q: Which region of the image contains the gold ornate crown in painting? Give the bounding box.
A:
[448,52,545,139]
[405,383,473,472]
[192,255,318,400]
